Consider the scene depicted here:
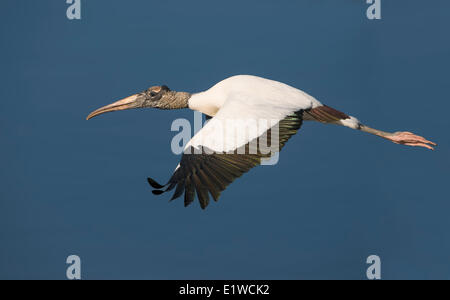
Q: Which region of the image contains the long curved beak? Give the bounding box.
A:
[86,94,142,120]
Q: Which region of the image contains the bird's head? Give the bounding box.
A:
[86,85,190,120]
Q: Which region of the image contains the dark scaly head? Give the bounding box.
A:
[86,85,190,120]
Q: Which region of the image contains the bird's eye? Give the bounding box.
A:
[150,91,157,97]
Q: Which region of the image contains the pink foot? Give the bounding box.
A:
[386,131,437,150]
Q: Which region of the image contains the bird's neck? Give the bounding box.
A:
[158,91,191,110]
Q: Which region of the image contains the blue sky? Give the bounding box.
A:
[0,0,449,279]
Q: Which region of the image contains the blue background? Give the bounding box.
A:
[0,0,449,279]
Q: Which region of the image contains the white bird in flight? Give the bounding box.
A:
[87,75,436,209]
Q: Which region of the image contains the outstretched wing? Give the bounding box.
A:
[148,92,318,209]
[149,111,303,209]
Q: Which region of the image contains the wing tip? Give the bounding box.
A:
[151,190,165,195]
[147,177,165,189]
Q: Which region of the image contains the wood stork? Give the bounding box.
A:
[87,75,436,209]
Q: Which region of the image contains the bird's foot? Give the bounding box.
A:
[386,131,437,150]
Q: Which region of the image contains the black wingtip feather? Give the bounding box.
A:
[170,182,185,201]
[152,190,165,195]
[147,177,165,189]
